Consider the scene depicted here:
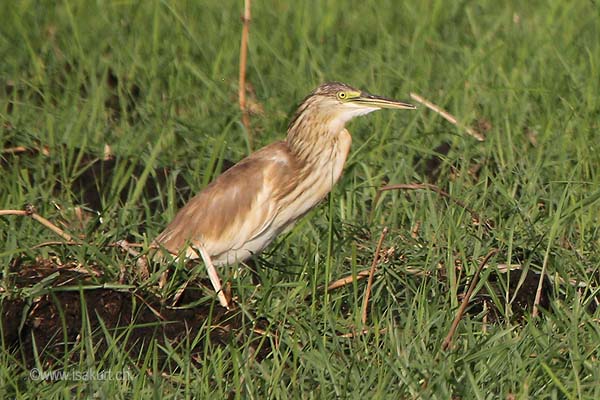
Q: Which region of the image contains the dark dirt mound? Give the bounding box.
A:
[468,268,552,323]
[1,258,272,369]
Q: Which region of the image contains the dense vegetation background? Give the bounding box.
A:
[1,1,599,398]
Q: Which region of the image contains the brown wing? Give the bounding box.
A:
[154,141,296,259]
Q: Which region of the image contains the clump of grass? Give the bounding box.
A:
[2,1,600,398]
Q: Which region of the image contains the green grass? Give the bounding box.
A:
[2,0,600,398]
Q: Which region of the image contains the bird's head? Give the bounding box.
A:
[313,82,415,122]
[288,82,415,141]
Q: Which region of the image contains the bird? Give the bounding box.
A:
[153,82,415,309]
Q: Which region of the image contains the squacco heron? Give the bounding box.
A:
[153,82,415,308]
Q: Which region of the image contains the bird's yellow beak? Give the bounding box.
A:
[352,92,416,110]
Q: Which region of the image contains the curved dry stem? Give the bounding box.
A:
[441,249,499,351]
[361,226,389,325]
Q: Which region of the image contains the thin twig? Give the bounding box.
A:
[361,227,388,325]
[0,209,28,216]
[532,253,550,318]
[1,145,50,156]
[1,146,28,154]
[114,239,141,258]
[410,92,485,141]
[328,265,431,292]
[238,0,252,149]
[327,269,372,291]
[411,220,421,239]
[0,206,74,242]
[441,249,498,351]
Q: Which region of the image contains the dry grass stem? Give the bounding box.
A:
[410,92,485,141]
[532,253,550,318]
[103,143,114,160]
[1,146,28,154]
[328,265,431,293]
[1,145,50,155]
[171,281,190,306]
[238,0,252,149]
[114,240,142,257]
[441,248,498,351]
[0,206,75,242]
[327,269,372,291]
[361,227,389,325]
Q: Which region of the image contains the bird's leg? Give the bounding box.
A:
[196,244,231,309]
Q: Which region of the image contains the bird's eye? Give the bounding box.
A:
[337,91,347,100]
